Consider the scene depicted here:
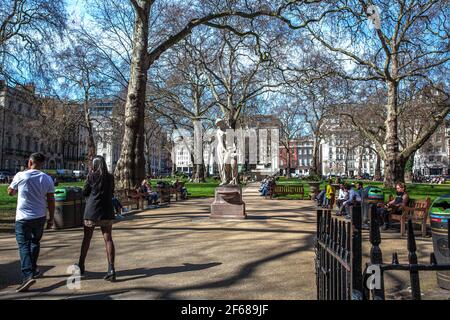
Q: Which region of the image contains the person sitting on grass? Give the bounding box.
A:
[376,182,409,231]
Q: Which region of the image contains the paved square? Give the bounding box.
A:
[0,184,449,299]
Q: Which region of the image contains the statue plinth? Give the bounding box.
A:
[210,185,246,219]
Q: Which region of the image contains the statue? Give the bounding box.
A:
[215,118,238,186]
[210,118,246,219]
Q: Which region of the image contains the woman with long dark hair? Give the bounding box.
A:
[76,155,116,281]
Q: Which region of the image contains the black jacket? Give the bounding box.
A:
[83,173,115,221]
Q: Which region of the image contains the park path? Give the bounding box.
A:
[0,183,318,300]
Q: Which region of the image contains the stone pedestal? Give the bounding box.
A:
[210,185,246,219]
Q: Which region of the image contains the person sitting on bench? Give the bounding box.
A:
[112,196,127,219]
[341,184,362,219]
[336,184,349,216]
[138,179,159,208]
[376,182,409,230]
[174,179,187,199]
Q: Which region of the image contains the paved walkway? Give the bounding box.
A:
[0,183,317,300]
[1,183,449,300]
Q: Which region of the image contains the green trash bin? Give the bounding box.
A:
[53,187,84,229]
[71,187,84,227]
[362,186,384,224]
[429,194,450,290]
[54,188,75,229]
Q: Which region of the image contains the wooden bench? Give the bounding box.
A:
[270,185,304,200]
[264,181,276,199]
[115,189,144,211]
[171,182,187,201]
[389,197,431,237]
[156,184,171,206]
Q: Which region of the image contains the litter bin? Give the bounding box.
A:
[429,194,450,290]
[362,186,384,225]
[53,187,84,229]
[72,187,84,227]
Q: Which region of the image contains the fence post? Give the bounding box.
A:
[407,218,421,300]
[351,204,363,299]
[316,209,323,300]
[369,204,385,300]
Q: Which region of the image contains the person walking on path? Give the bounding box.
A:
[76,155,116,281]
[7,153,55,292]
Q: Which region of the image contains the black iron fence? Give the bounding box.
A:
[315,204,450,300]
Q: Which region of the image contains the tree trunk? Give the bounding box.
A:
[171,161,176,176]
[83,98,96,168]
[194,163,205,182]
[358,147,363,177]
[311,136,320,176]
[404,151,416,183]
[286,142,291,178]
[383,81,403,188]
[344,148,349,176]
[374,151,382,181]
[114,3,150,190]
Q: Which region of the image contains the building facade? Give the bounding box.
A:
[413,122,450,176]
[0,81,87,172]
[90,100,172,175]
[279,137,314,176]
[172,115,281,177]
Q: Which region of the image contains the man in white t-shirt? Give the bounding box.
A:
[7,153,55,292]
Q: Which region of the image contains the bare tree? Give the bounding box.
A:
[299,0,449,186]
[56,43,114,166]
[0,0,66,88]
[108,0,328,190]
[272,98,304,177]
[147,36,218,182]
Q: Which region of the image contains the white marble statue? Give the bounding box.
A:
[215,118,238,186]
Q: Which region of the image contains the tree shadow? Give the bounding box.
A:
[66,290,130,300]
[0,261,55,290]
[113,262,222,283]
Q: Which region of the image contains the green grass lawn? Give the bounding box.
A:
[0,178,221,232]
[0,178,221,212]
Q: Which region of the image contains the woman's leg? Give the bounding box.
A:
[78,225,94,270]
[100,225,115,269]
